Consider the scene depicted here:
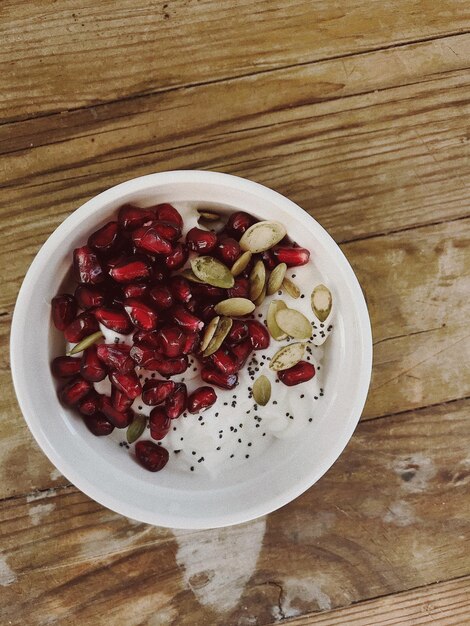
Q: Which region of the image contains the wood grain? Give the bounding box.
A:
[1,399,469,625]
[2,0,469,121]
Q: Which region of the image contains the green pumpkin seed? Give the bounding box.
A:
[197,209,221,221]
[282,277,300,299]
[203,316,233,357]
[276,308,312,339]
[252,375,271,406]
[231,251,252,276]
[239,221,287,253]
[270,342,306,371]
[191,256,235,288]
[267,300,288,340]
[267,263,287,295]
[126,414,147,444]
[180,268,205,284]
[67,331,103,356]
[311,284,332,322]
[214,298,255,317]
[254,284,267,307]
[200,315,220,352]
[249,260,266,301]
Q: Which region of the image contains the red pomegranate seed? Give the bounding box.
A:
[122,283,148,299]
[109,257,152,283]
[226,320,249,346]
[60,377,92,406]
[123,298,158,331]
[130,343,163,370]
[261,250,277,271]
[215,237,241,265]
[64,312,99,343]
[132,329,160,349]
[226,211,256,238]
[73,246,104,284]
[165,383,187,419]
[187,386,217,414]
[118,204,155,230]
[210,349,240,375]
[182,332,200,354]
[51,294,77,331]
[80,345,107,382]
[96,343,134,373]
[186,227,217,252]
[149,407,172,440]
[227,276,249,299]
[164,242,189,271]
[152,220,181,242]
[149,285,173,310]
[169,275,192,304]
[157,326,186,357]
[154,203,183,228]
[102,281,125,308]
[101,395,133,428]
[111,386,134,412]
[78,390,102,416]
[172,305,204,332]
[199,303,216,322]
[84,413,115,436]
[201,366,238,390]
[185,298,198,314]
[94,307,134,334]
[136,440,170,471]
[75,284,106,309]
[151,261,170,283]
[155,356,188,376]
[231,339,253,368]
[51,356,81,379]
[109,370,142,399]
[246,320,270,350]
[273,246,310,267]
[142,380,176,406]
[88,221,120,253]
[132,224,172,255]
[191,283,225,301]
[278,361,315,386]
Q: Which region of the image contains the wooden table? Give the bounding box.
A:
[1,2,470,624]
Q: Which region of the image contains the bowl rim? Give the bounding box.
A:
[10,170,372,528]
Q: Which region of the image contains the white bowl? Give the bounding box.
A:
[11,171,372,529]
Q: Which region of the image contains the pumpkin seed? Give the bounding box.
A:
[200,315,220,352]
[197,209,221,221]
[267,263,287,295]
[191,256,235,288]
[239,220,287,253]
[267,300,288,340]
[311,284,332,322]
[276,308,312,339]
[249,260,266,301]
[126,414,147,444]
[231,250,252,276]
[252,375,271,406]
[270,342,306,371]
[203,316,233,357]
[282,277,300,299]
[214,298,255,317]
[67,331,103,355]
[254,284,267,307]
[180,268,205,284]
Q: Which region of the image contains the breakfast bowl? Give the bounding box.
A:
[10,170,372,529]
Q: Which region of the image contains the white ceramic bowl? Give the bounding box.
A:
[11,171,372,529]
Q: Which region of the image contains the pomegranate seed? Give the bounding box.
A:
[60,377,92,406]
[51,294,77,331]
[246,320,270,350]
[154,203,183,228]
[210,349,240,375]
[73,246,104,284]
[278,361,315,386]
[122,283,148,299]
[182,332,200,354]
[155,356,188,376]
[149,285,173,310]
[132,224,172,255]
[185,298,198,314]
[151,261,170,283]
[123,298,158,331]
[142,380,176,406]
[152,220,181,242]
[187,386,217,414]
[84,413,115,436]
[78,390,102,416]
[157,326,186,357]
[118,204,155,230]
[261,250,277,271]
[80,345,107,382]
[165,383,187,419]
[172,305,204,332]
[94,307,134,334]
[101,395,133,428]
[130,343,163,370]
[75,284,106,309]
[132,329,160,349]
[96,343,134,373]
[164,242,188,270]
[111,386,134,412]
[227,276,249,299]
[102,281,125,308]
[191,283,225,301]
[109,257,152,283]
[136,440,169,471]
[231,339,253,368]
[149,407,172,440]
[64,312,99,343]
[201,366,238,390]
[109,370,142,399]
[226,320,249,346]
[51,356,81,378]
[88,221,120,253]
[186,227,217,252]
[226,211,256,238]
[273,246,310,267]
[169,275,192,304]
[215,237,241,265]
[199,303,216,322]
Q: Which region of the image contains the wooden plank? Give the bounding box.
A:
[1,0,469,121]
[278,576,470,625]
[1,399,469,625]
